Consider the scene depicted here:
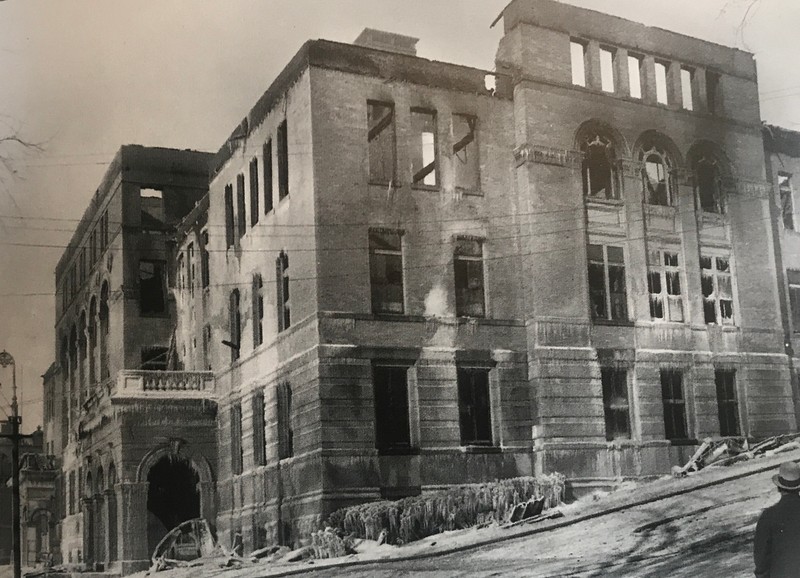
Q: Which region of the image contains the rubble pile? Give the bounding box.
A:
[672,434,800,478]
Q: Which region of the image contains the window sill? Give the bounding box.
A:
[456,187,483,197]
[461,444,500,454]
[585,196,623,206]
[412,184,440,192]
[377,446,420,456]
[369,180,401,188]
[592,318,635,327]
[669,438,699,447]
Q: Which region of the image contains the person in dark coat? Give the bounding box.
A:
[754,461,800,578]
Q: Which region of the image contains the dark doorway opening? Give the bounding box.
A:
[147,456,200,554]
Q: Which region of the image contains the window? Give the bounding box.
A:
[90,229,97,264]
[101,211,109,249]
[701,255,734,325]
[202,324,211,370]
[79,248,86,283]
[601,367,630,441]
[276,252,290,332]
[231,403,243,475]
[648,250,684,322]
[367,101,396,184]
[680,67,694,111]
[187,243,195,297]
[706,71,721,115]
[277,120,289,200]
[715,369,740,436]
[141,346,168,371]
[627,54,643,99]
[787,270,800,331]
[277,382,293,460]
[661,369,688,440]
[252,274,264,347]
[779,173,795,230]
[229,289,241,362]
[695,159,723,214]
[369,229,404,314]
[457,367,492,446]
[201,231,210,288]
[224,185,235,248]
[140,188,164,232]
[570,40,587,87]
[252,392,266,467]
[582,134,618,199]
[453,114,479,191]
[236,173,246,238]
[599,47,616,93]
[263,140,274,213]
[454,238,485,317]
[641,145,675,206]
[655,61,669,105]
[588,244,628,322]
[68,471,75,515]
[249,158,259,226]
[139,260,166,315]
[411,109,438,187]
[373,365,412,451]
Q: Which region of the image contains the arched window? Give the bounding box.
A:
[695,157,723,214]
[640,145,675,206]
[582,134,619,200]
[100,282,110,380]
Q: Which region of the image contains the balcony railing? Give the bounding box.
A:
[116,370,215,396]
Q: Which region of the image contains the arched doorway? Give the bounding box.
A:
[146,456,200,554]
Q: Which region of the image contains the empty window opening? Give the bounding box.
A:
[101,211,109,249]
[230,403,243,474]
[369,229,404,314]
[570,40,587,87]
[648,250,684,322]
[252,274,264,347]
[655,61,669,104]
[661,369,688,441]
[229,289,241,362]
[224,185,235,248]
[201,231,210,288]
[373,365,412,452]
[277,382,293,460]
[187,243,195,297]
[582,134,618,199]
[276,252,290,332]
[411,109,438,187]
[701,255,735,325]
[141,346,168,371]
[249,158,260,226]
[715,369,739,436]
[202,324,212,370]
[367,101,396,184]
[680,67,694,111]
[599,47,616,93]
[139,260,166,315]
[252,392,267,467]
[779,173,795,230]
[696,159,723,214]
[457,367,493,446]
[452,114,479,191]
[454,238,486,317]
[236,173,246,238]
[706,71,721,115]
[277,120,289,200]
[146,456,200,555]
[140,188,165,231]
[601,367,630,441]
[263,140,274,213]
[788,270,800,331]
[628,55,643,99]
[588,244,628,322]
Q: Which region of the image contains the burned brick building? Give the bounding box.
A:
[44,0,799,571]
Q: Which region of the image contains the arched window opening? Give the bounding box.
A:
[640,145,674,206]
[696,158,723,214]
[100,283,110,380]
[582,135,618,200]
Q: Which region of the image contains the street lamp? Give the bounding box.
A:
[0,350,22,578]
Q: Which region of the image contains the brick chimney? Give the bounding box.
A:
[353,28,419,56]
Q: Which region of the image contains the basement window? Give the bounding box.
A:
[369,229,404,314]
[249,158,259,226]
[454,237,486,317]
[367,101,396,185]
[140,188,164,231]
[570,40,587,87]
[655,61,669,105]
[457,367,493,446]
[680,67,695,111]
[411,109,438,188]
[224,185,234,248]
[139,260,166,315]
[141,346,169,371]
[601,367,630,441]
[627,54,643,99]
[277,120,289,200]
[452,114,480,191]
[373,364,412,452]
[715,369,740,436]
[599,47,616,93]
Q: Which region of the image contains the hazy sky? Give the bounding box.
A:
[0,0,798,432]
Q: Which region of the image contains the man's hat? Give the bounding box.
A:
[772,461,800,491]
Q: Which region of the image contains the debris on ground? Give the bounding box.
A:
[148,518,223,573]
[672,434,800,478]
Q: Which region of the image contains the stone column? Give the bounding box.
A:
[80,497,94,569]
[198,481,216,522]
[93,493,105,568]
[116,482,149,575]
[104,488,117,565]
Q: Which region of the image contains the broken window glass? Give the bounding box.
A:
[454,238,485,317]
[369,229,404,314]
[715,369,739,436]
[457,367,493,446]
[779,173,795,230]
[452,114,479,191]
[696,159,723,214]
[367,101,396,184]
[373,365,412,451]
[587,244,628,322]
[661,369,688,440]
[139,260,166,315]
[641,145,674,206]
[601,367,630,441]
[411,109,438,187]
[648,250,683,322]
[701,254,735,325]
[582,135,618,199]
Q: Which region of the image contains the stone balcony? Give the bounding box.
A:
[113,370,215,399]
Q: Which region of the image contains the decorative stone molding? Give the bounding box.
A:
[513,144,582,168]
[735,179,771,200]
[619,159,645,179]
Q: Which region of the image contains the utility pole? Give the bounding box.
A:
[0,350,32,578]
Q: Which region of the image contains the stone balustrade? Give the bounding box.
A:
[115,370,215,396]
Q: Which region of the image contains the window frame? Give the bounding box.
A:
[779,172,795,231]
[276,252,291,332]
[236,173,247,238]
[654,60,670,105]
[229,288,241,362]
[601,366,631,442]
[700,254,736,326]
[231,402,243,475]
[715,369,740,437]
[454,237,486,318]
[249,157,260,226]
[599,46,616,93]
[263,139,274,213]
[252,273,264,347]
[456,366,494,447]
[680,66,695,111]
[367,100,397,185]
[369,229,405,315]
[570,39,588,87]
[627,54,643,99]
[410,107,439,189]
[660,369,690,442]
[452,113,480,193]
[787,269,800,332]
[277,120,289,201]
[252,391,267,467]
[647,249,685,323]
[582,134,620,200]
[372,363,414,454]
[587,243,629,323]
[224,184,235,248]
[277,382,294,460]
[138,259,167,316]
[640,145,676,206]
[695,157,724,214]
